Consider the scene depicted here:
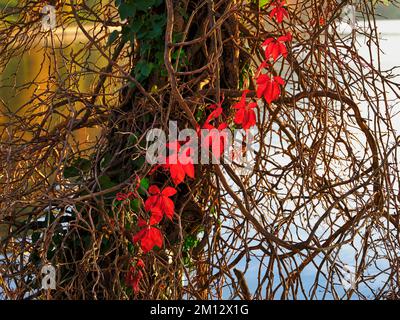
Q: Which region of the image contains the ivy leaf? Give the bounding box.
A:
[64,166,80,178]
[138,178,149,195]
[107,30,120,46]
[145,15,166,39]
[99,176,116,190]
[127,133,138,146]
[132,156,145,169]
[183,234,199,252]
[118,2,136,20]
[131,16,145,34]
[64,157,91,178]
[259,0,270,8]
[130,198,141,212]
[73,158,91,172]
[135,60,154,78]
[134,0,160,11]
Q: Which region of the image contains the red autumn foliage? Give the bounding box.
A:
[202,121,229,159]
[163,141,195,185]
[269,0,288,23]
[205,102,224,124]
[262,32,292,61]
[133,218,163,253]
[116,191,134,201]
[125,265,143,294]
[136,259,145,269]
[122,0,290,264]
[145,185,177,223]
[256,74,285,104]
[232,90,257,130]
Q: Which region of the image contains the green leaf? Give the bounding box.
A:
[134,0,157,11]
[135,60,154,79]
[73,158,91,172]
[127,133,138,146]
[107,30,120,46]
[64,157,91,178]
[259,0,270,8]
[138,178,149,195]
[99,176,116,190]
[145,14,166,39]
[128,241,135,254]
[130,198,141,212]
[183,234,199,252]
[183,255,193,268]
[121,25,134,43]
[118,2,136,20]
[130,16,145,33]
[63,166,79,178]
[132,156,145,169]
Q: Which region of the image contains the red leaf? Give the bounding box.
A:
[256,74,285,104]
[202,122,229,159]
[183,162,195,179]
[149,207,163,225]
[136,259,145,269]
[269,0,289,23]
[262,33,291,61]
[125,266,143,294]
[145,185,177,222]
[133,228,146,243]
[162,186,177,197]
[234,108,245,124]
[168,163,186,185]
[163,141,196,185]
[144,195,159,213]
[133,224,163,253]
[132,270,143,294]
[148,185,160,195]
[162,197,175,220]
[233,91,257,130]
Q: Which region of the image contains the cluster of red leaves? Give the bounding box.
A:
[145,185,177,224]
[269,0,289,23]
[202,100,230,158]
[256,74,285,104]
[125,259,145,294]
[121,183,179,292]
[254,0,290,105]
[116,191,134,201]
[133,218,164,253]
[131,185,177,254]
[230,1,290,130]
[233,90,257,130]
[123,114,198,292]
[122,0,290,294]
[262,32,291,61]
[163,141,195,185]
